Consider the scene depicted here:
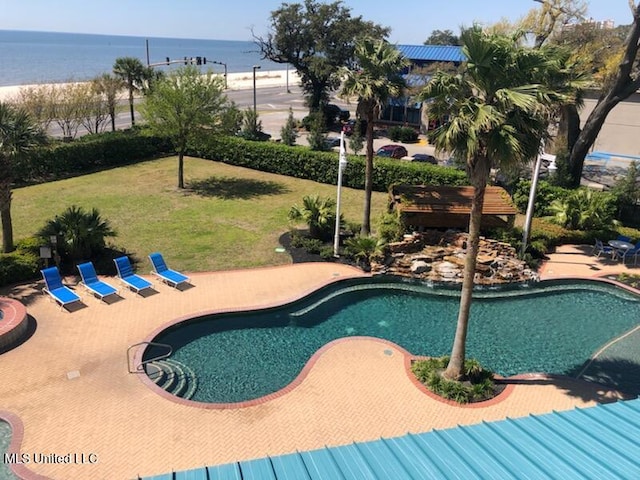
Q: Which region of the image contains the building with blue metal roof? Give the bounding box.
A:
[397,44,465,65]
[379,44,465,127]
[140,398,640,479]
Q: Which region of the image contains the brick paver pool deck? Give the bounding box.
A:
[0,249,636,479]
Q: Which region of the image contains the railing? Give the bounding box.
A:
[127,341,172,374]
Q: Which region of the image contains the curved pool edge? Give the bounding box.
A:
[133,266,370,408]
[541,274,640,296]
[134,273,638,410]
[0,410,53,480]
[0,297,29,351]
[135,335,519,410]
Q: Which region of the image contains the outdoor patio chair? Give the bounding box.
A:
[113,256,153,295]
[149,252,190,288]
[618,241,640,265]
[593,239,614,259]
[77,262,118,302]
[41,266,81,310]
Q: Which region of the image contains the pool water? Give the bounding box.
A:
[0,420,17,480]
[148,279,640,403]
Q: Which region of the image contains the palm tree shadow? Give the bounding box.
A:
[567,357,640,398]
[501,358,640,404]
[187,176,289,199]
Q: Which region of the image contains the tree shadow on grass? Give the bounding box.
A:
[187,176,289,199]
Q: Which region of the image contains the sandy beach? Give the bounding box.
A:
[0,69,300,102]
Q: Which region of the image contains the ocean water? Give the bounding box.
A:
[0,30,285,87]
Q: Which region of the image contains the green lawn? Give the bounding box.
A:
[10,156,388,272]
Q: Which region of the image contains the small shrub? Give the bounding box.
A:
[288,195,338,241]
[344,235,381,270]
[289,230,305,248]
[411,356,497,404]
[37,205,116,263]
[388,126,418,143]
[307,114,328,151]
[376,212,404,244]
[280,107,298,146]
[548,188,618,230]
[14,236,43,257]
[0,251,40,287]
[319,245,335,260]
[299,237,324,254]
[512,179,572,216]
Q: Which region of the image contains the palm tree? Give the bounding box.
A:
[37,205,116,262]
[288,194,337,240]
[419,27,563,380]
[340,39,409,235]
[0,102,45,253]
[113,57,150,126]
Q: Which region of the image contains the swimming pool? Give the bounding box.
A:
[0,420,17,480]
[146,277,640,404]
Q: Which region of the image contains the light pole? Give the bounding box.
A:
[212,61,228,89]
[333,131,348,257]
[521,151,557,256]
[252,65,261,117]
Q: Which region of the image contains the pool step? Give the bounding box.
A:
[145,359,198,400]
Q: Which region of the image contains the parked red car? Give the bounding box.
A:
[376,144,408,159]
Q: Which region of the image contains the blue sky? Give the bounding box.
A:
[0,0,634,44]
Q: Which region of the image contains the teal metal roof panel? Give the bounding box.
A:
[175,467,208,480]
[353,440,416,478]
[271,452,312,480]
[241,457,277,479]
[328,443,378,479]
[144,398,640,480]
[397,44,465,63]
[299,448,345,479]
[207,462,241,480]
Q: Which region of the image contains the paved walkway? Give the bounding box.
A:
[0,255,635,479]
[540,243,639,278]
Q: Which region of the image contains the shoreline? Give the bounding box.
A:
[0,69,300,102]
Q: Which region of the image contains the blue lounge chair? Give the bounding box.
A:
[41,266,81,310]
[149,252,190,288]
[77,262,118,302]
[114,256,153,295]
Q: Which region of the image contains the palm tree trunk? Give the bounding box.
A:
[128,86,135,126]
[444,163,488,380]
[361,112,375,236]
[0,192,14,253]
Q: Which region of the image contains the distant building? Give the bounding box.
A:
[379,44,464,129]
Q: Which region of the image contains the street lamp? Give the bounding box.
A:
[521,151,557,256]
[211,61,228,89]
[333,131,348,257]
[252,65,261,117]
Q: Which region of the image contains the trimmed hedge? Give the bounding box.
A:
[10,129,467,192]
[0,239,41,288]
[188,134,468,191]
[12,129,173,185]
[512,179,572,215]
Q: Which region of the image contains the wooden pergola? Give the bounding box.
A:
[389,185,517,230]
